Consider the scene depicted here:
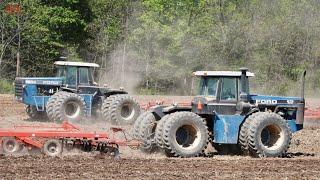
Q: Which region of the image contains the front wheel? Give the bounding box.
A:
[248,112,292,157]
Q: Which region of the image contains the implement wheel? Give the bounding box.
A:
[43,139,63,156]
[2,137,23,155]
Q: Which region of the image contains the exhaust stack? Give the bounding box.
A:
[301,70,306,100]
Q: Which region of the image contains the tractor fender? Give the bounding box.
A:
[244,108,260,119]
[103,90,127,98]
[150,105,192,120]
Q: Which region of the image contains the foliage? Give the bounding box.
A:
[0,0,320,96]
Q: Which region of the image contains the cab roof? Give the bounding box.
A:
[193,71,254,77]
[54,61,100,68]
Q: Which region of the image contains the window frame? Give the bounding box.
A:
[219,77,239,102]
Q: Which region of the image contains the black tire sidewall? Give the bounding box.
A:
[166,112,208,157]
[250,114,291,157]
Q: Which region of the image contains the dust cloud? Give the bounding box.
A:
[97,43,144,94]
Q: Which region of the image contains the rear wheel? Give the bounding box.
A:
[53,92,85,123]
[163,112,209,157]
[132,111,148,139]
[155,114,172,149]
[138,112,157,153]
[102,95,140,125]
[248,112,291,157]
[43,139,63,156]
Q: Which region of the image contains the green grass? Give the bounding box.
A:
[0,78,13,94]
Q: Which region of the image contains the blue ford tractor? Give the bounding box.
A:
[14,61,141,125]
[134,68,306,157]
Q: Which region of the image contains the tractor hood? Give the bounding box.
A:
[15,77,63,86]
[249,95,304,105]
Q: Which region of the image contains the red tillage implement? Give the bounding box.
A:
[0,121,140,158]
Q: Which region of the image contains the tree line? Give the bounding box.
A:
[0,0,319,96]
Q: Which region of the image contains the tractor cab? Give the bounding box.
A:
[192,69,254,115]
[54,61,99,89]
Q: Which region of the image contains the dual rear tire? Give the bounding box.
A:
[101,95,140,125]
[239,112,292,157]
[46,92,140,125]
[134,111,209,157]
[46,92,85,123]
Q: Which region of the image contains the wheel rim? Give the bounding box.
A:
[64,101,81,119]
[3,138,19,153]
[120,103,135,121]
[260,124,284,150]
[47,142,59,155]
[175,124,201,150]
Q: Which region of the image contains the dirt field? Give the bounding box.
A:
[0,94,320,179]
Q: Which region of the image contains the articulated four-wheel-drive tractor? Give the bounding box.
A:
[14,61,141,125]
[134,68,306,158]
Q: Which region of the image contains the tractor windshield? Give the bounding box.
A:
[199,77,219,97]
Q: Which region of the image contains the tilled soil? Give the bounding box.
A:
[1,95,320,179]
[0,156,319,179]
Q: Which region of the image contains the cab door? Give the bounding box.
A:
[214,77,239,115]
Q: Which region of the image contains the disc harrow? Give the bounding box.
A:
[0,121,140,158]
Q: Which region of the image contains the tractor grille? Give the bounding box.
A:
[14,78,23,100]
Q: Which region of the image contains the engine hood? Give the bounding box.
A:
[15,77,63,86]
[250,95,303,104]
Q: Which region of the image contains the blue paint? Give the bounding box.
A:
[23,84,37,105]
[287,120,304,133]
[214,114,245,144]
[20,77,63,85]
[250,95,301,101]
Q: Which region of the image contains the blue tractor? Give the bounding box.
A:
[14,61,141,125]
[134,68,306,157]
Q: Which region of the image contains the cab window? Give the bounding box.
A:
[199,77,219,98]
[79,67,89,85]
[56,66,66,83]
[66,67,77,86]
[220,78,237,100]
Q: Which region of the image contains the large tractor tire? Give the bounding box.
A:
[25,105,47,120]
[138,112,158,153]
[132,111,148,139]
[102,95,140,125]
[155,114,172,148]
[46,91,67,122]
[162,112,209,158]
[238,112,264,155]
[248,112,292,157]
[53,92,86,123]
